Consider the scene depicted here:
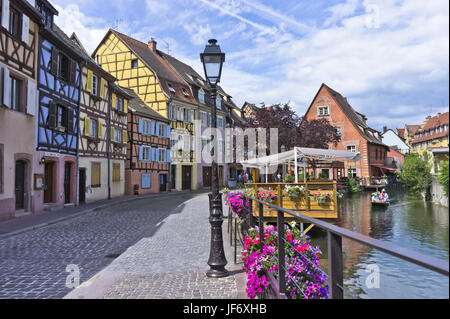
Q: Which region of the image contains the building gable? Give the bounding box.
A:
[93,31,169,117]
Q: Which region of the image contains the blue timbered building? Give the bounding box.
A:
[34,0,84,208]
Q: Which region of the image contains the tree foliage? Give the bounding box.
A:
[437,156,449,197]
[400,152,432,195]
[242,102,341,151]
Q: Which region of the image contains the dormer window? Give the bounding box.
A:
[167,82,175,94]
[36,0,54,28]
[216,95,221,109]
[199,89,205,104]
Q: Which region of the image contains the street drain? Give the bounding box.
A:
[105,253,121,259]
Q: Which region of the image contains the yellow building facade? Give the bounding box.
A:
[93,30,200,191]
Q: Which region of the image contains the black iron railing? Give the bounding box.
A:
[227,194,449,299]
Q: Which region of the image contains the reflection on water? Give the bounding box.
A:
[311,190,449,299]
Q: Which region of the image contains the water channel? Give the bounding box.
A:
[311,189,449,299]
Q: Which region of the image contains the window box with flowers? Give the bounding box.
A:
[284,185,305,200]
[314,192,333,204]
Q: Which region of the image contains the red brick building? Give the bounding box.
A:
[303,84,389,180]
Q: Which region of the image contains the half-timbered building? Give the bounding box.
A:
[0,0,42,221]
[33,1,84,210]
[68,33,131,203]
[92,30,198,191]
[124,88,170,195]
[158,50,235,189]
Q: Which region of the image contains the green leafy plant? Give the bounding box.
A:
[437,156,449,197]
[348,177,360,193]
[285,185,305,198]
[284,174,295,183]
[400,152,432,196]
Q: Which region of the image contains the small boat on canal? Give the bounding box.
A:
[371,190,390,208]
[371,199,390,208]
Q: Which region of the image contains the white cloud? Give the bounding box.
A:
[53,4,109,54]
[184,23,213,46]
[219,0,449,130]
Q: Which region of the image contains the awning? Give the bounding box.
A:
[241,147,362,183]
[241,147,362,169]
[371,164,400,171]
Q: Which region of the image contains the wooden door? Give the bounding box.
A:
[44,162,53,203]
[203,167,212,188]
[79,168,86,204]
[64,162,71,204]
[171,165,176,190]
[15,161,26,210]
[182,166,192,190]
[159,174,167,192]
[218,165,224,186]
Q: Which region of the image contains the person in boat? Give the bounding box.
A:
[381,189,389,202]
[371,192,378,202]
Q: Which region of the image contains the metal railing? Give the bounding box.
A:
[227,194,449,299]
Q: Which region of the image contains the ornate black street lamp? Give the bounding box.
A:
[201,39,228,278]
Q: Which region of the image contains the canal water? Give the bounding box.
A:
[311,189,449,299]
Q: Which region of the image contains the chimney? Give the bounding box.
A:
[148,38,157,51]
[383,126,388,133]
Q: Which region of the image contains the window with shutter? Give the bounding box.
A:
[56,52,70,82]
[111,93,116,109]
[1,66,11,108]
[47,102,57,128]
[67,109,74,134]
[112,163,121,182]
[10,75,22,112]
[86,70,93,93]
[91,162,101,187]
[92,74,98,96]
[122,129,127,144]
[142,173,151,189]
[89,118,97,138]
[21,14,29,44]
[1,0,10,31]
[98,121,102,139]
[9,6,21,39]
[158,149,166,162]
[26,80,36,116]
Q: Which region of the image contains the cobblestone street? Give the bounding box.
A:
[65,194,246,299]
[0,192,205,299]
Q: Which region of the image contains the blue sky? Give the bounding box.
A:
[52,0,449,132]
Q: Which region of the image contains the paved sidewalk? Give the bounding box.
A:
[0,191,196,240]
[64,194,247,299]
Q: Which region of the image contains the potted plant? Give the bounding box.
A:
[284,185,305,199]
[314,192,333,204]
[256,189,277,203]
[284,174,295,183]
[55,126,66,133]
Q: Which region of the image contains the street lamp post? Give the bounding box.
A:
[201,39,229,278]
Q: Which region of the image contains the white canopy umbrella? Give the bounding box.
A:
[241,147,362,183]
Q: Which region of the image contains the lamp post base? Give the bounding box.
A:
[207,193,229,278]
[206,267,229,278]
